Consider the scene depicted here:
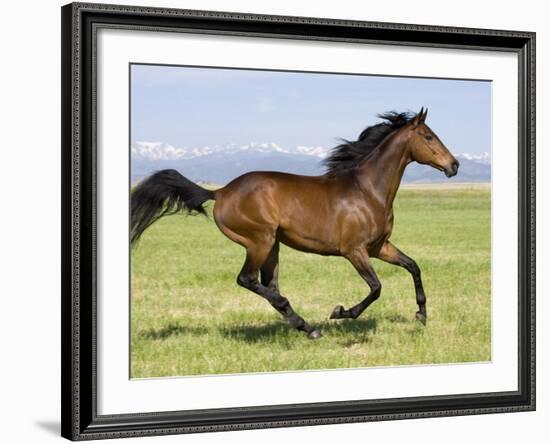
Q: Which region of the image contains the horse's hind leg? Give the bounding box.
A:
[377,241,427,325]
[238,241,321,339]
[261,242,280,292]
[330,248,382,320]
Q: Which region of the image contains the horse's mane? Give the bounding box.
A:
[323,111,414,176]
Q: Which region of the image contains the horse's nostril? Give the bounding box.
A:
[444,160,460,178]
[453,160,460,170]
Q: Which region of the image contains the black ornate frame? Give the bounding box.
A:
[61,2,536,440]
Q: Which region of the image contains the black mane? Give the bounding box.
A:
[323,111,414,176]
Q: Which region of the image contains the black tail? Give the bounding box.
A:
[131,169,215,245]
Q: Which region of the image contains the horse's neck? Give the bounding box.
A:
[356,134,411,209]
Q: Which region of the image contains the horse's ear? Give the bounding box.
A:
[412,107,424,127]
[420,107,428,123]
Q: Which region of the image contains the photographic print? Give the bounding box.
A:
[62,3,534,439]
[129,64,492,378]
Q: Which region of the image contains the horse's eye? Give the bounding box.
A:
[425,135,433,141]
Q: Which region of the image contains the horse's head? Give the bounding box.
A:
[406,108,459,178]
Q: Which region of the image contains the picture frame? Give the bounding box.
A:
[61,2,536,440]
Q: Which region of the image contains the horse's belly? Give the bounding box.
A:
[278,229,340,256]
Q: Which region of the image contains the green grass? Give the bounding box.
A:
[130,184,491,378]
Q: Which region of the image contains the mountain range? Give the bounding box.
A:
[131,141,491,185]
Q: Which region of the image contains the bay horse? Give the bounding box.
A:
[131,108,459,339]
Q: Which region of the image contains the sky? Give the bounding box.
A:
[130,64,492,156]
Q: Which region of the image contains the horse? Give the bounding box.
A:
[131,108,459,339]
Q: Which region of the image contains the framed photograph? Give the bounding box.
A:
[61,2,535,440]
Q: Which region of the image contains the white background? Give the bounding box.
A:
[98,29,518,414]
[0,0,545,443]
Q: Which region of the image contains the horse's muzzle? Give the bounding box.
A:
[445,160,460,178]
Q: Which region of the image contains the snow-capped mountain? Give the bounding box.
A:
[131,141,491,184]
[455,152,491,164]
[131,141,329,161]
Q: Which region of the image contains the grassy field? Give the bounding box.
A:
[130,183,491,378]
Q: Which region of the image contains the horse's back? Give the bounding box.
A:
[218,170,323,190]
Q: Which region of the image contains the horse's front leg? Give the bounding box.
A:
[330,247,381,320]
[377,241,427,325]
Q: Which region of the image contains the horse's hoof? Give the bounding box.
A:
[416,312,427,326]
[330,305,345,319]
[308,329,322,340]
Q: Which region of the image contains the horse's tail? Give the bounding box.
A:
[131,169,215,245]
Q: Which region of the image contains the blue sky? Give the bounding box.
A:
[131,64,491,155]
